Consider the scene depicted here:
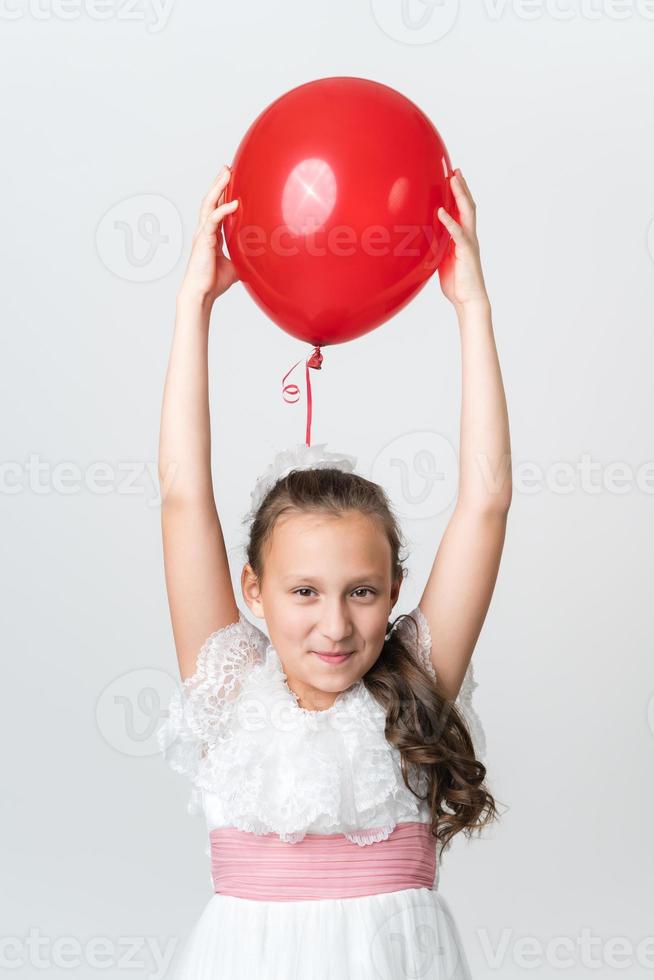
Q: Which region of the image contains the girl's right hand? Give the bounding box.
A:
[178,165,240,307]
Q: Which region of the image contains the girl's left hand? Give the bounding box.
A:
[178,165,240,308]
[436,169,490,310]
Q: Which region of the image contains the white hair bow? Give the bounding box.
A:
[244,442,358,525]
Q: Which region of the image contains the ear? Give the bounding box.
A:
[241,563,265,618]
[389,573,402,611]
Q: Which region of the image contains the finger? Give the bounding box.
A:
[196,180,232,240]
[213,164,234,208]
[437,206,466,246]
[199,168,231,223]
[450,172,476,232]
[202,199,239,238]
[204,166,231,205]
[198,166,232,225]
[454,168,475,201]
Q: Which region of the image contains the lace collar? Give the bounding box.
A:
[264,642,365,719]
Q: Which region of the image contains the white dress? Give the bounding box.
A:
[157,605,486,980]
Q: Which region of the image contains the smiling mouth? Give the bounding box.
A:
[312,651,354,663]
[313,651,354,656]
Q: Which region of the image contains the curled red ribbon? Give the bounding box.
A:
[282,346,323,447]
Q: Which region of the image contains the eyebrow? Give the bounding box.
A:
[283,573,386,586]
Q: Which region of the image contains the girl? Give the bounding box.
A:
[157,164,512,979]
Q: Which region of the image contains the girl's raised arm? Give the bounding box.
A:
[158,166,241,681]
[418,169,512,703]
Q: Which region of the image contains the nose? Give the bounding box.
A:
[318,601,354,643]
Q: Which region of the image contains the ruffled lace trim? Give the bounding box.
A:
[395,605,487,761]
[197,645,429,844]
[156,611,269,812]
[345,824,397,846]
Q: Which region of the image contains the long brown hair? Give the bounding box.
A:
[242,465,501,852]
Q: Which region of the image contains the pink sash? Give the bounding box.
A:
[209,820,436,902]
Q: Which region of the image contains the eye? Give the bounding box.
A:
[291,587,376,599]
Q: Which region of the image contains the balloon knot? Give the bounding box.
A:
[307,346,323,369]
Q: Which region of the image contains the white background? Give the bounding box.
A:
[1,1,653,978]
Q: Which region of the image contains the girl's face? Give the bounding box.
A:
[242,509,401,712]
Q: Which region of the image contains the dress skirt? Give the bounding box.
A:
[171,885,473,980]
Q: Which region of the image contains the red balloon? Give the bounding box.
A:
[223,76,454,348]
